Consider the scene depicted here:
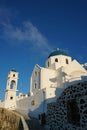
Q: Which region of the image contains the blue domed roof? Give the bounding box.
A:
[48,49,69,58]
[11,69,17,72]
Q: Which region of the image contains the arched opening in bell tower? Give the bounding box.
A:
[10,80,16,89]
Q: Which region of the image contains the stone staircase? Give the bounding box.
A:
[25,117,47,130]
[14,110,47,130]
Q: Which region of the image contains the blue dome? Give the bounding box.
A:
[48,49,69,58]
[11,69,17,72]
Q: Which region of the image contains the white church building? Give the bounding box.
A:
[1,49,87,118]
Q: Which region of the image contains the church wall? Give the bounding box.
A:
[30,67,58,99]
[41,68,57,99]
[56,68,64,87]
[30,65,41,95]
[41,68,56,87]
[57,61,87,90]
[54,55,71,69]
[62,60,87,76]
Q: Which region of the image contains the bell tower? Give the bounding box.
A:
[4,69,18,110]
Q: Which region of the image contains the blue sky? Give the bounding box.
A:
[0,0,87,100]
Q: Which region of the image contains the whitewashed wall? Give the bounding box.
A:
[16,89,47,118]
[0,100,5,108]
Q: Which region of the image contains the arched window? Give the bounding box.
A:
[35,71,37,77]
[48,61,49,67]
[66,59,69,64]
[34,83,37,89]
[10,80,16,89]
[55,58,58,62]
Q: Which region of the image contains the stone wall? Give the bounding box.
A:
[0,108,23,130]
[47,81,87,130]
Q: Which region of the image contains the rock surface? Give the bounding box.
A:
[0,108,22,130]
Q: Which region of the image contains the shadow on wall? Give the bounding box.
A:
[27,96,57,127]
[28,96,56,118]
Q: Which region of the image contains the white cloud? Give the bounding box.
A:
[0,17,52,54]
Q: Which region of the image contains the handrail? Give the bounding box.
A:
[20,116,29,130]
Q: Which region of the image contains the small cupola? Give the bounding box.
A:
[46,48,72,70]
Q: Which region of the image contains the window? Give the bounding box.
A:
[10,96,13,100]
[35,71,37,76]
[31,100,35,105]
[13,74,15,77]
[66,59,69,64]
[31,100,37,105]
[34,83,37,88]
[48,61,49,67]
[55,58,58,62]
